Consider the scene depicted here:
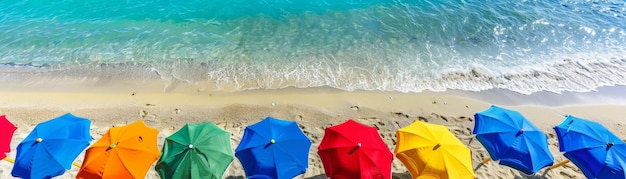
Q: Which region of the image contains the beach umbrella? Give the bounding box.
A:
[11,113,92,179]
[155,122,234,179]
[395,120,475,179]
[318,119,393,179]
[473,105,554,175]
[1,115,17,161]
[554,115,626,178]
[235,116,311,179]
[76,120,160,179]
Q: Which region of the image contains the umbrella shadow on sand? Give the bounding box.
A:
[225,176,244,179]
[513,174,548,179]
[225,171,544,179]
[302,172,413,179]
[474,162,550,179]
[304,174,326,179]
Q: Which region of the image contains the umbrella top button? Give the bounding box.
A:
[357,143,362,147]
[109,143,116,149]
[270,139,275,144]
[608,142,614,147]
[188,144,194,149]
[36,138,42,143]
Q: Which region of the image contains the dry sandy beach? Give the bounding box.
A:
[1,0,624,178]
[1,85,625,179]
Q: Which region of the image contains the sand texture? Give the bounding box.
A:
[1,88,625,179]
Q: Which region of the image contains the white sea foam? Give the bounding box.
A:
[0,0,624,95]
[0,51,625,95]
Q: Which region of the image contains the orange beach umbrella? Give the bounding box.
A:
[77,120,160,179]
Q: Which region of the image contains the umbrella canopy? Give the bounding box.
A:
[77,120,160,179]
[473,105,554,174]
[11,113,92,179]
[395,120,474,179]
[235,116,311,179]
[554,115,626,178]
[155,122,234,179]
[1,115,17,160]
[318,119,392,179]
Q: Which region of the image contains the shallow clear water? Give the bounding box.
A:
[1,0,625,94]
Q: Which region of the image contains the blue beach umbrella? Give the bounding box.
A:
[554,115,626,179]
[11,113,92,179]
[235,116,312,179]
[473,105,554,175]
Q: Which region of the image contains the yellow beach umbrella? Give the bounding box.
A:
[395,121,474,179]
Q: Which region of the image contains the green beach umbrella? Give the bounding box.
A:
[155,122,234,179]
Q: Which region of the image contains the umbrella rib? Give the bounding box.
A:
[41,143,67,170]
[320,129,362,150]
[278,138,310,143]
[396,134,436,153]
[95,150,112,177]
[479,108,523,133]
[501,135,535,173]
[114,150,136,178]
[180,133,232,157]
[170,145,191,159]
[117,146,159,156]
[266,120,275,143]
[525,133,552,159]
[194,147,233,165]
[442,147,473,176]
[273,142,308,172]
[565,146,605,154]
[493,116,520,132]
[40,138,89,143]
[240,129,272,150]
[190,131,228,145]
[199,150,232,161]
[273,122,303,143]
[356,148,363,177]
[358,148,386,177]
[81,147,108,170]
[564,129,609,147]
[525,136,548,173]
[272,123,290,140]
[411,128,440,144]
[24,141,73,170]
[502,110,524,129]
[173,150,192,178]
[583,123,615,144]
[580,121,606,140]
[495,134,522,162]
[168,138,189,146]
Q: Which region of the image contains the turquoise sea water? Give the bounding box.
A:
[0,0,625,94]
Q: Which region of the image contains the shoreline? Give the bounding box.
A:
[1,86,624,178]
[2,79,625,106]
[2,55,626,97]
[446,85,626,106]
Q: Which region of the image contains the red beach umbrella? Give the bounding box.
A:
[1,115,17,160]
[318,119,393,179]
